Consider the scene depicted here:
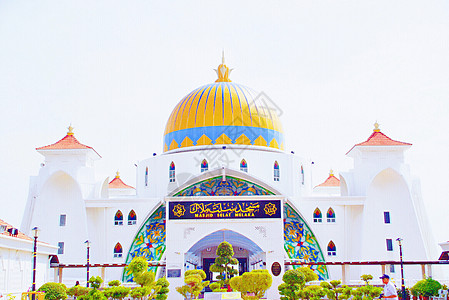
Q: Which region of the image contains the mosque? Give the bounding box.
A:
[20,57,439,299]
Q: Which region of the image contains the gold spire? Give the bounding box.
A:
[373,121,380,132]
[215,51,232,82]
[329,169,334,176]
[67,124,74,136]
[115,171,120,178]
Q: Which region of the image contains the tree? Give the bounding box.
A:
[297,267,318,283]
[108,280,121,287]
[67,286,89,299]
[209,241,238,289]
[129,287,151,300]
[411,278,442,297]
[155,278,170,300]
[126,256,161,299]
[229,269,272,300]
[298,285,325,300]
[77,277,107,300]
[321,280,352,300]
[38,282,67,300]
[350,275,382,300]
[278,269,306,300]
[175,270,210,300]
[103,287,130,300]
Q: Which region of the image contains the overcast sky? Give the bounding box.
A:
[1,1,448,245]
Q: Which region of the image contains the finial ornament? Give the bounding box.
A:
[214,51,232,82]
[116,171,120,178]
[67,124,74,135]
[373,121,380,132]
[329,169,334,176]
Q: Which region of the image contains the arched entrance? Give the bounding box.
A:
[185,229,264,282]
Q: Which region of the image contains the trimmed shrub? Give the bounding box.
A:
[38,282,67,300]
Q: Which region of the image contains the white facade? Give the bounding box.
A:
[0,224,57,297]
[19,68,443,298]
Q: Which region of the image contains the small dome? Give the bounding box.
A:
[163,59,284,152]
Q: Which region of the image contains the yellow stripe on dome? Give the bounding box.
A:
[204,85,216,127]
[223,84,233,126]
[233,85,252,127]
[213,84,224,126]
[228,84,243,127]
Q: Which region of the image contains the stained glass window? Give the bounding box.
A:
[274,161,280,181]
[240,159,248,172]
[327,208,336,223]
[114,243,123,258]
[327,241,336,256]
[169,162,175,182]
[128,210,137,225]
[301,165,305,185]
[201,159,208,172]
[313,208,322,223]
[115,210,123,226]
[145,167,148,187]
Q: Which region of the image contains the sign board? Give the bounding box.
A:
[167,269,181,278]
[169,200,281,220]
[271,262,282,276]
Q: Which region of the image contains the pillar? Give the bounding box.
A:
[426,265,432,278]
[421,265,426,279]
[58,268,63,283]
[341,265,347,285]
[100,268,105,287]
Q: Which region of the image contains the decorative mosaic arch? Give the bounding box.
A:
[123,177,328,281]
[174,176,274,197]
[284,204,329,280]
[122,205,166,282]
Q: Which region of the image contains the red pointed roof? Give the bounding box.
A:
[316,170,340,187]
[0,219,33,241]
[346,123,411,155]
[109,172,135,189]
[36,126,101,157]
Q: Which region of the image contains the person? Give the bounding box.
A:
[75,281,80,286]
[380,274,398,300]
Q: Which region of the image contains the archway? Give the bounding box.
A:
[185,229,264,281]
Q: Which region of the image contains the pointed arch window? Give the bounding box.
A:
[145,167,149,187]
[327,241,336,256]
[327,208,336,223]
[313,208,322,223]
[128,210,137,225]
[114,210,123,226]
[169,162,175,183]
[301,165,305,185]
[274,161,280,181]
[114,243,123,258]
[240,159,248,172]
[201,159,208,172]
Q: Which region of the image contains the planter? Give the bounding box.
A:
[204,292,242,300]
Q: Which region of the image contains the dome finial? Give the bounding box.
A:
[215,51,232,82]
[115,171,120,178]
[67,124,74,136]
[373,121,380,132]
[329,169,334,176]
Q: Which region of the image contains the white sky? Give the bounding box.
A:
[0,1,448,244]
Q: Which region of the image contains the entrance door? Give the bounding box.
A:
[202,258,215,282]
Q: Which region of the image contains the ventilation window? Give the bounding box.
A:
[301,165,305,185]
[59,214,66,227]
[384,212,391,224]
[327,241,336,256]
[145,167,149,187]
[201,159,208,172]
[274,161,280,181]
[58,242,64,255]
[327,208,336,223]
[114,210,123,226]
[390,265,395,273]
[114,243,123,258]
[313,208,322,223]
[386,239,393,251]
[169,162,175,182]
[240,159,248,172]
[128,210,137,225]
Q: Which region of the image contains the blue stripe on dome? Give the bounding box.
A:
[164,125,284,150]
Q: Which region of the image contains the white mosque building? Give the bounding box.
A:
[20,58,440,299]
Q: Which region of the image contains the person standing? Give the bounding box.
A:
[380,274,398,300]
